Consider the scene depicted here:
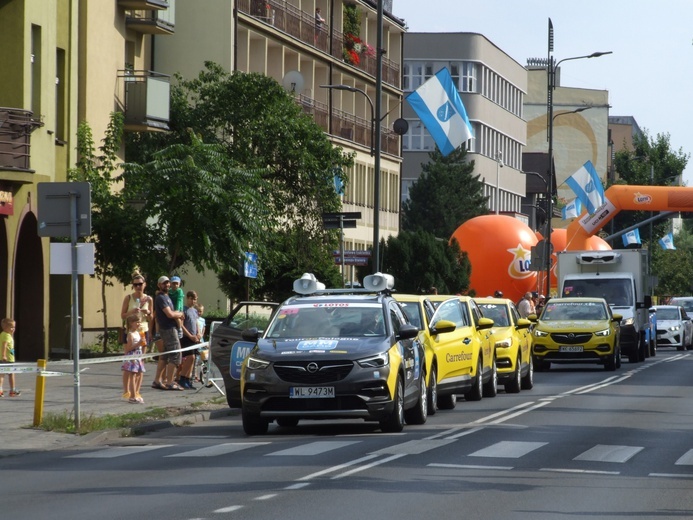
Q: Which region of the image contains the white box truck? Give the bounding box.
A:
[557,249,653,363]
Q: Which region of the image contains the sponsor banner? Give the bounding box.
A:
[578,197,617,235]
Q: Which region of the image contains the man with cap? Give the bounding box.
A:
[151,276,186,390]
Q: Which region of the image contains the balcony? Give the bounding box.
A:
[118,0,169,10]
[237,0,400,88]
[119,71,170,132]
[296,95,398,156]
[0,108,43,172]
[125,0,175,35]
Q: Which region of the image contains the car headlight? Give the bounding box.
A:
[621,317,634,326]
[357,352,390,368]
[245,356,270,370]
[669,325,681,331]
[595,328,611,337]
[533,329,549,337]
[495,337,512,348]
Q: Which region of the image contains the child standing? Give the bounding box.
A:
[0,318,19,397]
[122,314,146,403]
[169,276,185,338]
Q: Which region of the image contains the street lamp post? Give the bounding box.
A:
[495,151,503,215]
[546,17,612,296]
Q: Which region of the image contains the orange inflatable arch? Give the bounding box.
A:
[566,185,693,250]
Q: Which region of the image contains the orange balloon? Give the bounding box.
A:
[450,215,538,303]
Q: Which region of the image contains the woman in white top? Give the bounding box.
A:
[120,273,153,396]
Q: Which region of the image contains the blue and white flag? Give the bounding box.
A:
[622,229,641,247]
[659,232,676,250]
[561,198,583,219]
[565,160,605,215]
[405,67,474,156]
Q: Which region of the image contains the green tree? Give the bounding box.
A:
[127,64,352,300]
[401,146,488,239]
[68,113,148,352]
[651,243,693,297]
[358,231,471,295]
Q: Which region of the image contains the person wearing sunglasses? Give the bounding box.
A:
[119,273,153,399]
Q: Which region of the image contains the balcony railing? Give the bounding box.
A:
[0,108,42,172]
[118,0,169,10]
[119,70,171,132]
[238,0,400,88]
[297,94,399,156]
[125,0,175,34]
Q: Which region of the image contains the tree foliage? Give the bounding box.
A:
[401,146,488,239]
[358,231,471,295]
[126,64,352,300]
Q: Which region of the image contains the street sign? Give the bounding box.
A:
[333,250,371,257]
[37,182,92,237]
[323,220,356,229]
[322,211,362,229]
[334,256,369,266]
[244,252,258,279]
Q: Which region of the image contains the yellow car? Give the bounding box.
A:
[530,297,622,371]
[474,297,534,393]
[394,294,496,412]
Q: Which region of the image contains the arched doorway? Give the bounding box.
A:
[14,213,44,361]
[0,218,7,321]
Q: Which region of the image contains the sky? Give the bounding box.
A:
[394,0,693,184]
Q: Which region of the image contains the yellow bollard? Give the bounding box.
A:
[33,359,46,427]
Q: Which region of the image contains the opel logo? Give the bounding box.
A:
[307,362,319,373]
[568,333,575,339]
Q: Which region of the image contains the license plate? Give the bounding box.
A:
[290,386,335,398]
[559,346,583,352]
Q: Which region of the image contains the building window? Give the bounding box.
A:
[460,62,477,93]
[403,120,434,151]
[403,61,433,91]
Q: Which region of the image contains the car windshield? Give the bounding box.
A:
[265,303,386,338]
[562,279,632,306]
[656,308,681,320]
[479,304,510,327]
[541,302,608,321]
[672,299,693,312]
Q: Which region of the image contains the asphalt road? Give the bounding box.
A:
[3,350,693,520]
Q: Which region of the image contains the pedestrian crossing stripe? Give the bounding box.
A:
[66,445,173,458]
[164,442,269,457]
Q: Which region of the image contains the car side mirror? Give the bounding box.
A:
[241,327,260,341]
[397,323,419,341]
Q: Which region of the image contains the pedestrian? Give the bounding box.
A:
[177,291,201,389]
[195,303,206,341]
[494,290,504,298]
[0,318,19,397]
[122,314,146,403]
[518,291,536,318]
[169,275,185,339]
[536,294,546,315]
[315,7,325,43]
[120,272,153,352]
[151,276,185,391]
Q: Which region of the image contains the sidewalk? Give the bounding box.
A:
[0,356,233,457]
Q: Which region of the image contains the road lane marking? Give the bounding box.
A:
[429,463,513,471]
[469,441,548,458]
[268,440,360,456]
[574,444,643,463]
[675,449,693,465]
[370,439,457,455]
[331,453,406,479]
[165,442,269,457]
[66,445,173,458]
[297,453,380,481]
[540,468,620,475]
[213,505,244,513]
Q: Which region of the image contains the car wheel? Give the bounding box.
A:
[521,355,534,390]
[242,407,269,435]
[380,376,404,433]
[533,355,549,372]
[605,349,617,371]
[404,372,428,425]
[615,347,622,369]
[483,357,498,398]
[465,357,483,401]
[505,355,522,394]
[437,392,456,410]
[276,417,300,428]
[427,365,438,416]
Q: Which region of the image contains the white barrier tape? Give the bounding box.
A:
[0,341,210,375]
[47,341,210,367]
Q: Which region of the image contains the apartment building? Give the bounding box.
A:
[154,0,405,280]
[0,0,174,359]
[401,32,528,220]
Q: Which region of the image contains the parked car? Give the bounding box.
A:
[239,273,428,435]
[395,294,496,412]
[475,297,534,393]
[530,297,622,371]
[653,305,693,351]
